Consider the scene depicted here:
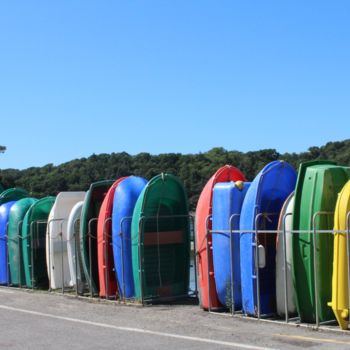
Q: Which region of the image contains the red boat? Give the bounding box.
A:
[97,177,128,298]
[195,165,246,310]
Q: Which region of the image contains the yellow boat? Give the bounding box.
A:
[329,180,350,330]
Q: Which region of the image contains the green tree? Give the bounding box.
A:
[0,139,349,209]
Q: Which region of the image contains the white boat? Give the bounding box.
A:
[276,193,296,316]
[67,200,84,288]
[46,192,85,290]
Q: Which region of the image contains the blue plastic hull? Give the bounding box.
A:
[112,176,147,298]
[0,201,17,284]
[212,182,250,309]
[240,161,296,316]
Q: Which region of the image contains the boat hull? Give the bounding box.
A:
[276,193,296,316]
[292,161,350,323]
[196,165,246,310]
[46,192,85,290]
[80,180,114,295]
[329,180,350,329]
[0,188,28,206]
[97,178,127,298]
[67,201,85,292]
[240,161,296,316]
[132,174,190,301]
[112,176,147,299]
[212,181,250,309]
[8,198,37,286]
[0,201,17,284]
[22,197,55,288]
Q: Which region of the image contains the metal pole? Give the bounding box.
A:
[229,214,234,315]
[5,222,9,286]
[138,216,145,305]
[229,213,240,315]
[17,221,23,288]
[282,213,292,323]
[205,215,212,312]
[254,213,263,320]
[120,223,125,300]
[346,211,350,319]
[119,216,133,300]
[312,211,333,328]
[88,229,93,297]
[46,218,65,292]
[47,219,52,292]
[30,221,36,289]
[88,218,98,298]
[312,212,319,328]
[103,217,112,299]
[190,214,198,298]
[74,218,79,296]
[60,220,65,294]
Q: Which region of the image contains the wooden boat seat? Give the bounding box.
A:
[144,230,183,246]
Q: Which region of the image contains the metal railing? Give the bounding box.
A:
[133,214,196,305]
[4,207,350,332]
[203,209,350,329]
[30,213,196,306]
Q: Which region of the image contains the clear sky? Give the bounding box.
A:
[0,1,349,169]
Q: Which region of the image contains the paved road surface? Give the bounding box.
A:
[1,287,350,349]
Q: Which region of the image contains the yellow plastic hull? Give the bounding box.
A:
[329,180,350,330]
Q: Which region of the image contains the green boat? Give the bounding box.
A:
[292,161,350,323]
[80,180,114,295]
[132,173,190,302]
[0,188,28,206]
[22,196,55,288]
[8,198,37,286]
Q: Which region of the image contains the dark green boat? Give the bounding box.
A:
[80,180,114,295]
[22,197,55,288]
[292,161,350,323]
[8,198,37,286]
[0,188,28,206]
[132,173,190,302]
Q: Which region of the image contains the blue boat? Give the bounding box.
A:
[212,181,250,309]
[112,176,147,298]
[0,201,17,284]
[240,161,296,316]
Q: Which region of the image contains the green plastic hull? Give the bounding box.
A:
[80,180,114,295]
[8,198,37,286]
[132,174,190,301]
[0,188,28,206]
[292,161,350,323]
[22,197,55,288]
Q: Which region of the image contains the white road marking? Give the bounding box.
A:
[0,304,276,350]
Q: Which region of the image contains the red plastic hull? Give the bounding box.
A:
[195,165,246,310]
[97,177,128,297]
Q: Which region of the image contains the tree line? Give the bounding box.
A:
[0,140,349,210]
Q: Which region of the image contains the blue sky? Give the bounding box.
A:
[0,1,349,169]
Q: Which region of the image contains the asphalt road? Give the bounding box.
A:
[1,287,350,350]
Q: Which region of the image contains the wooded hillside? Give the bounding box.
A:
[1,140,349,209]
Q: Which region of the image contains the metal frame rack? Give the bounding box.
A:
[5,213,197,306]
[202,210,350,330]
